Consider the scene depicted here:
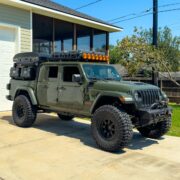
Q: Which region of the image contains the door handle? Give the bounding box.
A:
[58,87,66,91]
[61,87,66,90]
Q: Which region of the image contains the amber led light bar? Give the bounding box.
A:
[82,52,109,62]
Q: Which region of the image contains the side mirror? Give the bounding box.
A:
[72,74,82,84]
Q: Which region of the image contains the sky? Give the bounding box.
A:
[53,0,180,45]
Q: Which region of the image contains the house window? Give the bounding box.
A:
[93,30,106,54]
[77,25,91,51]
[55,19,73,52]
[63,66,80,82]
[33,14,109,55]
[33,14,53,55]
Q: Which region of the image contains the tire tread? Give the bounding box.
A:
[13,95,36,127]
[138,117,172,139]
[92,105,133,152]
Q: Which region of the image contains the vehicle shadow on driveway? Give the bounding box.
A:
[1,113,160,153]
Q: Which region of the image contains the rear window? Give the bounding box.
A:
[48,66,58,78]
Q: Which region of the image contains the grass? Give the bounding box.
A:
[167,103,180,137]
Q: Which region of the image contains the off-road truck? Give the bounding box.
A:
[6,51,172,152]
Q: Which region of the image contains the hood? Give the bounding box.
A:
[92,80,159,93]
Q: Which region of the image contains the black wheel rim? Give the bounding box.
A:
[99,119,115,140]
[16,104,25,118]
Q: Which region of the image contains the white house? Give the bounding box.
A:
[0,0,121,111]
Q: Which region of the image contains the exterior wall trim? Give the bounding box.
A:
[0,22,21,53]
[6,0,122,32]
[30,9,33,52]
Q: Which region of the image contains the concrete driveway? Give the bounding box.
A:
[0,112,180,180]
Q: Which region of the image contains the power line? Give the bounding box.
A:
[107,2,180,23]
[148,2,180,11]
[107,10,151,22]
[158,2,180,8]
[160,7,180,13]
[107,13,136,22]
[112,8,180,24]
[112,13,152,24]
[75,0,103,10]
[107,10,151,23]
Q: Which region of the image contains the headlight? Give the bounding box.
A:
[160,91,169,102]
[119,96,133,103]
[134,92,142,102]
[161,91,167,99]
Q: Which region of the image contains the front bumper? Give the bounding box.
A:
[136,107,172,127]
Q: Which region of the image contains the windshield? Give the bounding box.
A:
[83,64,121,81]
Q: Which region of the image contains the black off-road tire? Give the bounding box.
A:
[57,114,74,121]
[12,95,37,127]
[91,105,133,152]
[138,117,172,139]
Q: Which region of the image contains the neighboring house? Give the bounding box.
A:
[0,0,121,111]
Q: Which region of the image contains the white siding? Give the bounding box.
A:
[0,4,31,52]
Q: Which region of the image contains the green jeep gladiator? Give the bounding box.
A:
[6,51,172,152]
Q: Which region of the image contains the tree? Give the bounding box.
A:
[137,27,180,71]
[110,27,180,86]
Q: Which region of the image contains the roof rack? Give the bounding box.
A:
[13,51,109,66]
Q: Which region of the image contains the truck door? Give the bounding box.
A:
[37,65,59,107]
[57,65,84,110]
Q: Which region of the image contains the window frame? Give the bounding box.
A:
[62,65,82,83]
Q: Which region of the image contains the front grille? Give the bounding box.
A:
[137,89,161,107]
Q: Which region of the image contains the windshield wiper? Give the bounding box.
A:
[89,77,118,82]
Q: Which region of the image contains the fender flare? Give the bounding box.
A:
[90,92,134,114]
[14,87,38,105]
[90,93,118,114]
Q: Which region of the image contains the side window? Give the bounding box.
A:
[48,66,58,79]
[63,66,80,82]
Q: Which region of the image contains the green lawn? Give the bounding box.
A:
[167,104,180,137]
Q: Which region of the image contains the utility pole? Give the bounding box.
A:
[152,0,159,86]
[153,0,158,47]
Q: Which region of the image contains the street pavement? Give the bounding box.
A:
[0,112,180,180]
